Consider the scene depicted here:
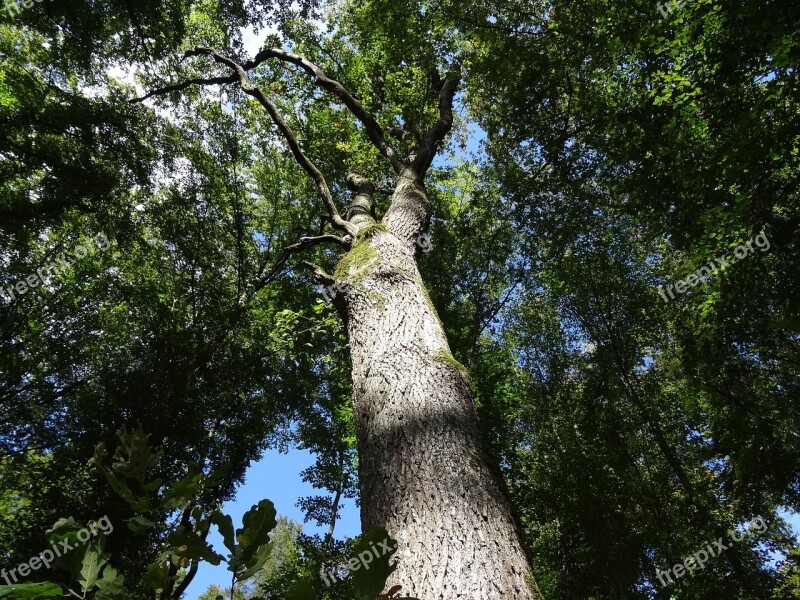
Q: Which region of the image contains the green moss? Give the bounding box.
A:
[334,241,380,283]
[367,290,387,313]
[525,573,543,597]
[353,222,388,246]
[431,348,470,379]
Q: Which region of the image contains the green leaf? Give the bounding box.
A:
[111,426,162,483]
[0,584,63,599]
[167,525,224,566]
[94,566,126,600]
[102,471,145,511]
[126,515,157,534]
[236,500,277,549]
[210,510,236,556]
[142,563,170,590]
[233,499,277,569]
[236,543,272,581]
[46,520,106,579]
[78,541,109,592]
[351,527,399,600]
[161,461,204,510]
[46,517,83,539]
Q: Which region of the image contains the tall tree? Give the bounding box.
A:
[136,21,537,593]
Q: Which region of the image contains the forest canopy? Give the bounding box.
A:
[1,0,799,598]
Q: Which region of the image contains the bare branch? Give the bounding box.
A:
[294,233,351,248]
[245,47,406,174]
[193,232,346,374]
[182,48,358,238]
[345,172,376,195]
[245,233,349,302]
[131,75,237,103]
[412,70,461,175]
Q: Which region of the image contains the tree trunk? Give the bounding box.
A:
[333,170,539,600]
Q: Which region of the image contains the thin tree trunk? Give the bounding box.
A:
[334,171,538,599]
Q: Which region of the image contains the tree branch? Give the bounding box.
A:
[412,69,461,175]
[131,75,237,102]
[192,232,347,374]
[244,234,349,304]
[175,48,358,238]
[243,47,406,174]
[301,260,336,286]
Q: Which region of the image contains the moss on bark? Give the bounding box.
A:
[354,222,388,245]
[431,348,470,379]
[334,241,380,283]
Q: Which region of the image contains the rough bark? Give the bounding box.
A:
[334,170,539,599]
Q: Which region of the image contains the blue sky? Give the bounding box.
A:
[183,448,360,598]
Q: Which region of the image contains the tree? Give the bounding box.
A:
[435,0,800,597]
[135,22,537,593]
